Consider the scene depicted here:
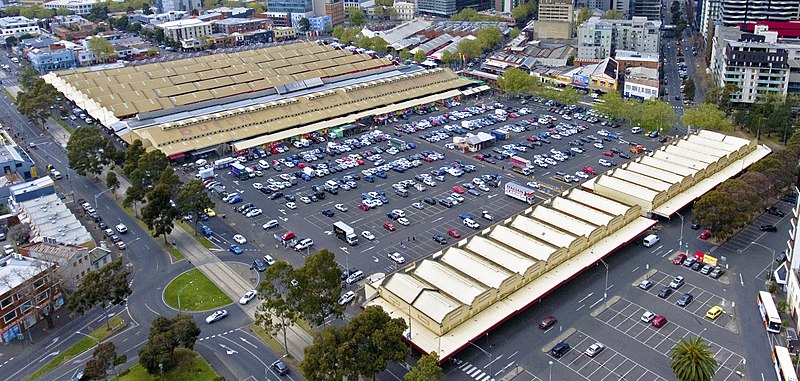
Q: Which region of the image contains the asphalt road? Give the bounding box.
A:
[0,73,288,381]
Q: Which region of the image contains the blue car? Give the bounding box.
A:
[229,244,243,255]
[201,225,213,237]
[227,195,243,204]
[364,175,375,182]
[407,142,417,149]
[649,131,660,138]
[458,213,473,220]
[375,172,388,179]
[608,133,619,139]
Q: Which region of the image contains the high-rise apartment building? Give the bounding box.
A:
[416,0,492,17]
[720,0,800,26]
[576,16,662,64]
[699,0,721,40]
[155,0,202,13]
[710,25,792,103]
[534,0,574,39]
[630,0,661,19]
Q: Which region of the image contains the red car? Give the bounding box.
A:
[474,154,485,160]
[582,166,598,175]
[699,230,711,240]
[281,231,296,241]
[527,136,539,142]
[673,253,687,265]
[602,151,614,157]
[538,316,557,329]
[383,222,396,231]
[423,157,434,163]
[452,185,466,194]
[447,228,461,238]
[651,315,668,328]
[358,204,370,211]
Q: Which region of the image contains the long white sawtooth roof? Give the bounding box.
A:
[466,234,544,269]
[414,260,487,305]
[529,206,596,237]
[510,215,575,248]
[550,197,614,226]
[438,248,512,289]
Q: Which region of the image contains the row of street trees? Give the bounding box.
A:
[496,67,583,112]
[591,90,676,132]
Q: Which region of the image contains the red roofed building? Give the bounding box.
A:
[741,21,800,39]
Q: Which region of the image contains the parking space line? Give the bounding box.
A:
[556,329,668,381]
[639,270,735,331]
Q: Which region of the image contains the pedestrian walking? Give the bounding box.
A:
[412,236,416,242]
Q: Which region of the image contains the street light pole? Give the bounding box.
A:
[467,341,493,380]
[549,360,553,381]
[94,188,112,211]
[751,242,777,283]
[600,259,609,307]
[75,330,100,344]
[178,280,195,314]
[676,212,684,250]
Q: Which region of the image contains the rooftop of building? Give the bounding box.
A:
[44,0,101,6]
[0,255,52,295]
[21,241,86,260]
[615,50,659,62]
[15,193,93,247]
[159,18,211,29]
[0,16,36,26]
[626,66,658,80]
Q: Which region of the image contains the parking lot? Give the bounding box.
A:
[595,298,745,381]
[638,270,736,332]
[186,95,667,303]
[723,200,793,253]
[550,330,668,381]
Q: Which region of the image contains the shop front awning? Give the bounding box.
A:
[168,153,186,160]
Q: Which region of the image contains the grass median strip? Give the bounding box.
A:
[163,269,231,311]
[27,316,126,381]
[177,221,216,249]
[118,349,218,381]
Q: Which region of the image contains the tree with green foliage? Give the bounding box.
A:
[717,179,763,216]
[332,25,345,40]
[602,9,624,19]
[350,306,408,380]
[142,182,179,242]
[476,26,503,51]
[123,139,145,176]
[298,18,310,32]
[693,190,747,239]
[4,36,17,49]
[19,4,55,19]
[450,8,482,21]
[681,103,732,132]
[66,127,113,177]
[593,90,632,120]
[457,38,482,61]
[256,261,299,356]
[301,325,358,381]
[88,36,115,63]
[138,315,201,375]
[399,48,411,60]
[509,28,521,39]
[370,37,388,54]
[576,6,592,26]
[176,179,214,233]
[245,1,265,12]
[440,50,454,65]
[348,7,366,26]
[293,250,344,325]
[682,78,695,99]
[670,336,717,381]
[746,94,793,140]
[405,352,443,381]
[106,171,120,198]
[67,259,131,329]
[497,67,537,97]
[631,99,675,132]
[511,1,536,24]
[702,83,737,112]
[83,342,122,380]
[17,67,57,128]
[87,3,109,21]
[203,0,218,9]
[413,50,427,62]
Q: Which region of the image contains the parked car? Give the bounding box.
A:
[539,316,557,330]
[584,342,605,357]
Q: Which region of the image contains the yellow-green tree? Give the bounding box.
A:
[681,103,733,132]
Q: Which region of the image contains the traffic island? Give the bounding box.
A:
[163,269,232,312]
[118,348,219,381]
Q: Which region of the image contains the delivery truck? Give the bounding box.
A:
[333,221,359,245]
[504,182,536,204]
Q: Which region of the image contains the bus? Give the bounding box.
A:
[758,291,783,333]
[773,346,799,381]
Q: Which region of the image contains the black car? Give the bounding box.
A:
[386,211,400,220]
[433,235,448,244]
[760,224,778,232]
[252,259,267,272]
[321,209,335,217]
[423,198,437,205]
[269,191,284,200]
[284,194,296,202]
[676,293,694,307]
[691,261,702,271]
[439,199,453,207]
[658,286,673,298]
[690,221,700,230]
[550,342,571,358]
[619,153,631,159]
[767,207,786,217]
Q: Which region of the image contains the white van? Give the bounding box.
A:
[631,127,642,134]
[642,234,660,247]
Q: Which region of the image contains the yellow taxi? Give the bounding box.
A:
[204,208,216,217]
[705,306,724,320]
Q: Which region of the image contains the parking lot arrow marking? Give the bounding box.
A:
[279,216,288,222]
[578,292,593,303]
[324,230,333,235]
[279,209,286,215]
[487,194,497,199]
[373,256,379,262]
[340,247,350,254]
[240,337,257,349]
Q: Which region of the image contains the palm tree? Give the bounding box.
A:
[670,336,717,381]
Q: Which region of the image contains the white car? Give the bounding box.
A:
[3,244,13,255]
[641,311,656,323]
[526,181,540,189]
[388,252,406,264]
[233,234,247,245]
[411,202,425,210]
[593,143,604,149]
[245,208,262,218]
[115,224,128,234]
[334,204,348,212]
[300,196,311,204]
[463,218,480,230]
[239,290,257,305]
[362,231,376,240]
[397,217,410,226]
[598,159,613,167]
[286,202,297,209]
[205,310,228,324]
[263,255,276,266]
[338,291,356,305]
[252,182,263,190]
[575,171,589,179]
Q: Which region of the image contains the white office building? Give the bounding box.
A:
[43,0,101,15]
[576,16,661,64]
[0,17,40,41]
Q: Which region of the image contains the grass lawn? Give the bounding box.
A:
[119,349,218,381]
[166,246,185,259]
[3,88,16,102]
[52,117,73,134]
[27,316,126,381]
[163,269,231,311]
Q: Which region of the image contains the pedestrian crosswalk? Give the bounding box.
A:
[458,361,495,381]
